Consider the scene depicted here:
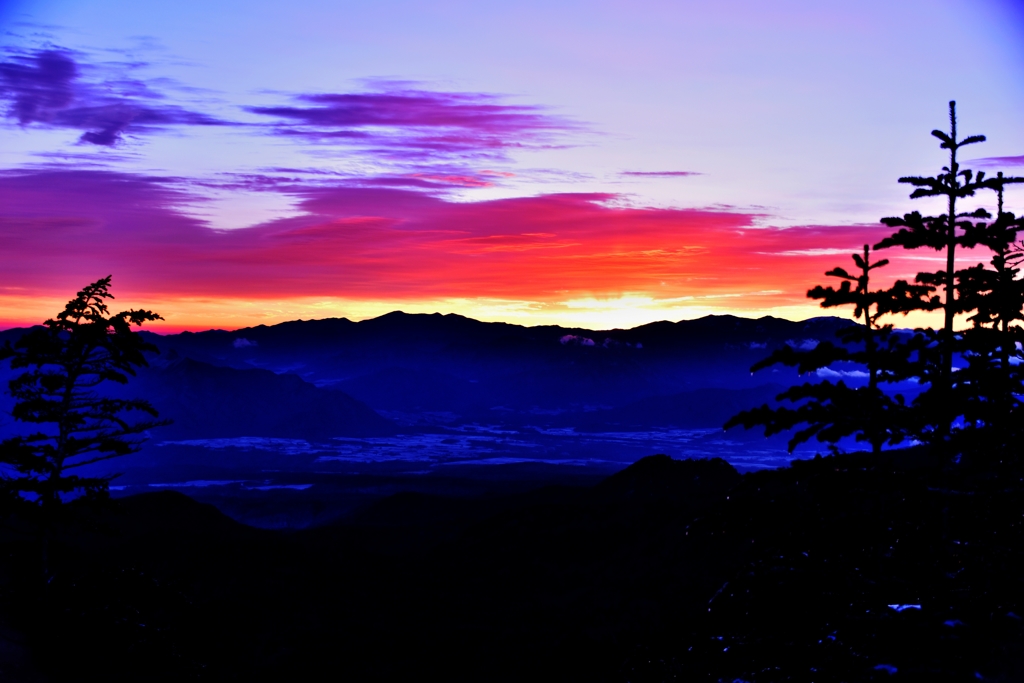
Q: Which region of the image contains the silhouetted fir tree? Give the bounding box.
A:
[958,175,1024,331]
[728,102,1024,461]
[872,101,1011,451]
[724,246,931,454]
[0,277,166,572]
[944,176,1024,460]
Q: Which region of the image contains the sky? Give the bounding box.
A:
[1,0,1023,332]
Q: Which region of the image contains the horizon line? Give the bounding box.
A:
[0,309,865,336]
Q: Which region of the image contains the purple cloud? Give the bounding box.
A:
[247,87,579,161]
[0,48,228,146]
[969,155,1024,168]
[0,50,577,172]
[208,166,515,194]
[620,170,702,177]
[0,49,78,124]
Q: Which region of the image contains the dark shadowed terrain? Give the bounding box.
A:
[1,452,1021,682]
[5,313,1010,682]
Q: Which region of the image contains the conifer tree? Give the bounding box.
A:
[0,277,166,521]
[874,102,1023,454]
[943,176,1024,460]
[728,102,1024,462]
[724,246,931,453]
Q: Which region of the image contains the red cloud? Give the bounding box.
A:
[0,170,950,324]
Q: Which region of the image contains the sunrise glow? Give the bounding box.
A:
[1,1,1022,330]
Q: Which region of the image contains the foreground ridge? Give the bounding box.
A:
[1,452,1020,681]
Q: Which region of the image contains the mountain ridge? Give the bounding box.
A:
[2,312,860,436]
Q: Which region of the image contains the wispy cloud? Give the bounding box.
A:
[246,85,581,162]
[0,47,581,194]
[202,167,519,195]
[620,170,702,177]
[0,49,77,124]
[0,48,228,146]
[968,155,1024,168]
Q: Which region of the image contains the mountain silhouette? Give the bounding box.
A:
[133,312,856,428]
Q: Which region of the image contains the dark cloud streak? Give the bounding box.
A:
[0,48,579,182]
[0,49,78,124]
[248,87,579,161]
[970,155,1024,168]
[0,48,229,146]
[620,170,702,177]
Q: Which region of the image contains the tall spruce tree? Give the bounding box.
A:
[727,102,1024,461]
[942,176,1024,460]
[874,102,1023,455]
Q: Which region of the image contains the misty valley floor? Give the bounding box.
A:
[2,450,1023,682]
[104,424,805,529]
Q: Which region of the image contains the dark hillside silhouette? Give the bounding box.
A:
[2,453,1022,681]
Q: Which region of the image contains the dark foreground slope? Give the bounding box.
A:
[1,453,1022,682]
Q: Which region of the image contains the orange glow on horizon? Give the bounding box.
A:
[0,173,983,334]
[0,289,950,335]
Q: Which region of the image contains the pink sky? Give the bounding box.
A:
[0,167,959,331]
[0,1,1021,330]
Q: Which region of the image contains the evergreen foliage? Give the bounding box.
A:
[724,246,927,453]
[726,102,1024,461]
[0,276,167,513]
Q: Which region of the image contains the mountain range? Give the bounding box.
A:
[1,312,857,441]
